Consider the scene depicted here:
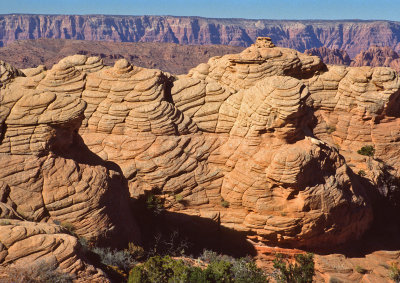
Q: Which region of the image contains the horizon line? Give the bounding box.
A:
[0,13,397,23]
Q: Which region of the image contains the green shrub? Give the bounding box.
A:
[354,265,367,274]
[221,198,230,208]
[128,255,190,283]
[199,250,268,282]
[175,194,184,202]
[145,193,164,215]
[188,266,208,283]
[389,263,400,282]
[273,253,315,283]
[199,249,219,263]
[205,259,234,282]
[128,254,269,283]
[231,257,269,283]
[357,145,375,157]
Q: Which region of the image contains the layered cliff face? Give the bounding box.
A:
[350,46,400,72]
[2,14,400,57]
[1,37,400,279]
[0,38,245,74]
[306,45,400,73]
[305,47,351,66]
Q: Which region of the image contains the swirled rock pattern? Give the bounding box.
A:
[0,56,139,280]
[2,37,400,279]
[0,219,108,282]
[309,65,400,179]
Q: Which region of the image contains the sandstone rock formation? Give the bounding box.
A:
[0,220,108,282]
[256,245,400,282]
[0,56,139,280]
[309,65,400,181]
[2,14,400,56]
[351,46,400,72]
[2,37,400,279]
[305,47,351,66]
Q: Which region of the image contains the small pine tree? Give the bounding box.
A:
[357,145,375,157]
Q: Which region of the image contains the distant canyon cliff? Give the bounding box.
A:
[2,14,400,57]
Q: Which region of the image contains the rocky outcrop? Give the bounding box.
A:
[256,245,400,282]
[0,220,108,282]
[305,47,351,66]
[0,56,139,280]
[310,64,400,186]
[2,37,400,279]
[351,46,400,72]
[2,15,400,57]
[2,37,377,248]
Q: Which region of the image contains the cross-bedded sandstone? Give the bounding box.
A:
[1,37,399,279]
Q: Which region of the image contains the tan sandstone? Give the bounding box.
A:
[1,38,400,280]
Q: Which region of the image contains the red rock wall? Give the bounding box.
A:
[2,15,400,57]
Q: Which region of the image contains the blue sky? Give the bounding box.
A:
[0,0,399,21]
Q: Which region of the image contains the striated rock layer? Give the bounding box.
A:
[0,55,139,281]
[0,219,108,282]
[350,46,400,72]
[305,47,352,66]
[2,36,400,278]
[0,38,245,75]
[2,15,400,57]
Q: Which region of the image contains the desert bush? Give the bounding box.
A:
[91,246,136,272]
[199,249,234,265]
[128,255,191,283]
[128,253,269,283]
[175,194,184,202]
[231,257,269,283]
[221,198,230,208]
[126,242,146,261]
[354,265,367,274]
[273,253,315,283]
[53,220,77,236]
[389,263,400,282]
[357,145,375,157]
[5,259,75,283]
[199,249,220,263]
[199,250,268,282]
[145,193,165,215]
[204,259,234,282]
[147,230,190,258]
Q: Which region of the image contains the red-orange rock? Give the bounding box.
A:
[2,37,400,279]
[351,46,400,72]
